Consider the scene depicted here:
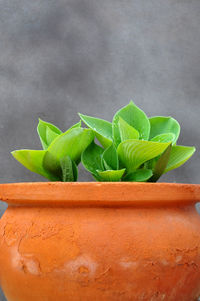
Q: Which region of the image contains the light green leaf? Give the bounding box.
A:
[97,169,126,182]
[79,113,112,148]
[118,117,139,142]
[165,145,196,173]
[112,101,150,146]
[102,144,119,170]
[68,120,82,130]
[117,140,171,173]
[151,133,175,143]
[43,128,94,175]
[11,149,59,181]
[46,127,60,146]
[81,141,104,175]
[37,119,62,150]
[149,144,172,182]
[123,169,153,182]
[95,133,113,149]
[149,116,180,144]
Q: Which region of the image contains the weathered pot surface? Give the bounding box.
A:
[0,182,200,301]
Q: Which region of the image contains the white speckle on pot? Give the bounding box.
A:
[161,259,169,266]
[64,255,98,277]
[175,255,182,263]
[119,258,138,269]
[11,247,41,275]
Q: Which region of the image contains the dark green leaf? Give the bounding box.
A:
[149,116,180,144]
[102,144,119,170]
[72,160,78,181]
[79,113,112,148]
[117,139,171,173]
[149,144,172,182]
[123,169,153,182]
[81,141,104,175]
[60,156,74,182]
[112,101,150,146]
[102,158,113,171]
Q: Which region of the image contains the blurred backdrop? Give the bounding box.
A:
[0,1,200,299]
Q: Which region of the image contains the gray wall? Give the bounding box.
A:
[0,0,200,300]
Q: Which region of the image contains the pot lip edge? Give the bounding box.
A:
[0,182,200,206]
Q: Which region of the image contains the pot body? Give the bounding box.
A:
[0,183,200,301]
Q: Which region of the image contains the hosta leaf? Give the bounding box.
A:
[43,128,94,175]
[60,156,74,182]
[117,140,171,173]
[97,169,126,182]
[68,120,82,130]
[102,144,119,170]
[37,119,62,149]
[11,149,59,181]
[151,133,175,143]
[149,116,180,144]
[79,113,112,148]
[60,156,78,182]
[118,117,139,142]
[123,169,153,182]
[95,133,113,149]
[102,159,113,171]
[164,145,196,173]
[46,127,60,146]
[72,160,78,181]
[112,101,150,146]
[149,144,172,182]
[81,141,104,175]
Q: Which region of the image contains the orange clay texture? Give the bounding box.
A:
[0,182,200,301]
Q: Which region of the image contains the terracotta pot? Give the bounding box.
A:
[0,182,200,301]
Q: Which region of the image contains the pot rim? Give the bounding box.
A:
[0,182,200,207]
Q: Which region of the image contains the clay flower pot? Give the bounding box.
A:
[0,182,200,301]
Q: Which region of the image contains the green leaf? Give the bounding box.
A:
[123,169,153,182]
[43,128,94,175]
[164,145,196,173]
[60,156,78,182]
[102,144,119,170]
[149,144,172,182]
[72,160,78,181]
[68,120,82,130]
[81,141,104,175]
[97,169,126,182]
[102,159,113,171]
[95,133,113,149]
[117,140,171,173]
[118,117,139,142]
[46,127,60,146]
[149,117,180,144]
[11,149,59,181]
[112,101,150,146]
[151,133,175,143]
[79,113,113,148]
[37,119,62,150]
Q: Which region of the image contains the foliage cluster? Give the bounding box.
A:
[12,102,195,182]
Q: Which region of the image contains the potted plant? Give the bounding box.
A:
[0,102,200,301]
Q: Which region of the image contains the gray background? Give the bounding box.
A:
[0,0,200,300]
